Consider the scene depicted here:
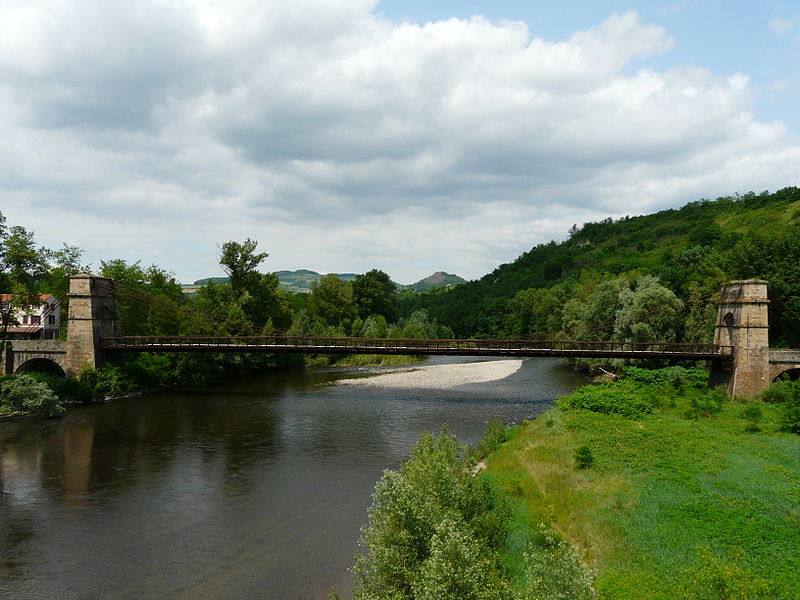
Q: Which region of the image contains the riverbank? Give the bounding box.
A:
[483,371,800,599]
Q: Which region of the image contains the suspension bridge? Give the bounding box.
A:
[3,275,799,397]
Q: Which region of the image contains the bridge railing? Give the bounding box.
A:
[100,336,732,356]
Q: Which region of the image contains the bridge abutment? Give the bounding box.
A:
[64,274,120,377]
[713,279,771,397]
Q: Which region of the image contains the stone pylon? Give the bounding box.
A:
[65,274,120,376]
[714,279,771,397]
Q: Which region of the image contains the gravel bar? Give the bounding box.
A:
[337,359,523,389]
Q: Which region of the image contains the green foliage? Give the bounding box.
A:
[684,548,772,600]
[0,374,64,416]
[523,524,596,600]
[26,372,94,403]
[621,366,708,387]
[352,428,509,600]
[477,417,508,458]
[682,388,725,420]
[769,381,800,434]
[121,353,178,388]
[573,444,594,470]
[309,274,357,326]
[398,188,800,344]
[78,365,134,398]
[353,269,397,321]
[557,382,657,419]
[740,404,763,433]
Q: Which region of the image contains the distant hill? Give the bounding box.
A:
[402,271,466,293]
[183,269,465,294]
[398,187,800,337]
[274,270,359,293]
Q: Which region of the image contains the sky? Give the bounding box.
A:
[1,1,799,284]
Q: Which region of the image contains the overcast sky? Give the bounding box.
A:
[1,1,798,284]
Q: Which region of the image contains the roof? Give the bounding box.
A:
[0,294,55,303]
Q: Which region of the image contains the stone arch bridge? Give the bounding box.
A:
[2,275,799,397]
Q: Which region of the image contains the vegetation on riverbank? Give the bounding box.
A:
[483,370,800,600]
[344,426,595,600]
[347,370,800,599]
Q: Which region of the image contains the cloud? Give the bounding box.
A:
[769,15,798,37]
[0,2,798,283]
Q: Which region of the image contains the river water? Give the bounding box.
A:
[0,357,586,600]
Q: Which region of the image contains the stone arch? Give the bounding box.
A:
[15,358,66,377]
[770,366,800,382]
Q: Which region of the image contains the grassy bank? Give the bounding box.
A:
[327,353,426,367]
[484,371,800,599]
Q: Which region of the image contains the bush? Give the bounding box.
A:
[682,388,725,420]
[478,417,508,458]
[0,374,64,417]
[557,382,655,418]
[621,366,708,388]
[573,444,594,469]
[779,393,800,435]
[684,548,772,600]
[352,428,510,600]
[26,372,94,403]
[523,524,596,600]
[760,380,798,404]
[121,353,177,388]
[740,405,763,433]
[78,365,134,398]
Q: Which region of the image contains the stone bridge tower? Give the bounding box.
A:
[64,274,120,376]
[713,279,771,397]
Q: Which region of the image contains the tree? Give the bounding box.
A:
[0,224,50,343]
[353,269,397,321]
[219,238,269,295]
[309,274,356,326]
[216,239,291,329]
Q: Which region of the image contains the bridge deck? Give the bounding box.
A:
[101,336,732,361]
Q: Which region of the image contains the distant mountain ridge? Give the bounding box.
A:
[182,269,465,294]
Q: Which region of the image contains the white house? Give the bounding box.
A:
[0,294,62,339]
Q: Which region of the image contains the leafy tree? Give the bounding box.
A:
[0,224,51,343]
[219,238,269,296]
[353,269,397,321]
[309,274,356,326]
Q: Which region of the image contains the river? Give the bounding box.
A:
[0,357,587,600]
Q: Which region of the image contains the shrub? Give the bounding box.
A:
[684,548,772,600]
[122,353,177,387]
[557,382,655,418]
[352,428,509,600]
[26,372,94,403]
[478,417,508,458]
[621,366,708,387]
[683,388,726,420]
[0,374,64,417]
[78,365,134,398]
[760,380,798,404]
[573,444,594,469]
[523,524,596,600]
[740,405,763,433]
[778,393,800,435]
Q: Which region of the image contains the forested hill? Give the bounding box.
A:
[400,187,800,343]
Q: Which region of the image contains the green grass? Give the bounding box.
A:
[484,387,800,599]
[328,354,426,367]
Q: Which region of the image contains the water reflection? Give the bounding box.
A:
[0,358,586,600]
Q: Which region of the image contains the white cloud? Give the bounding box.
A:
[769,15,798,37]
[0,2,798,283]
